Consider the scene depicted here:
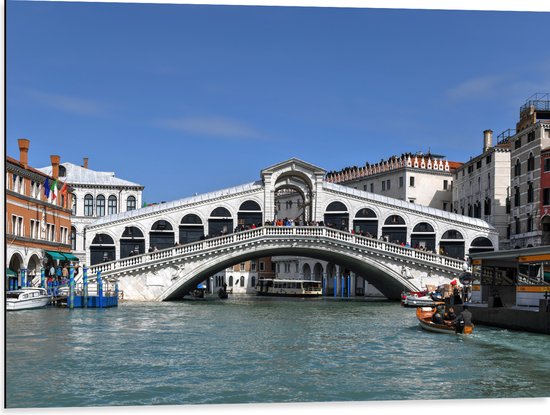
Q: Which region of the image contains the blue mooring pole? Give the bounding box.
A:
[333,276,337,298]
[41,268,46,289]
[20,268,27,289]
[347,276,351,298]
[83,266,88,308]
[322,277,326,296]
[341,275,344,298]
[69,264,75,309]
[97,271,103,308]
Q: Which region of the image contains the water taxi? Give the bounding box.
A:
[6,287,52,311]
[416,306,474,335]
[256,279,322,297]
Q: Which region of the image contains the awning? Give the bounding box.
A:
[63,253,79,262]
[46,251,66,260]
[6,268,17,277]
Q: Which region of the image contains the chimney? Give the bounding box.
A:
[50,155,60,180]
[483,129,493,153]
[83,157,89,169]
[18,138,30,168]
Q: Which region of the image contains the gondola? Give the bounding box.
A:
[416,306,474,335]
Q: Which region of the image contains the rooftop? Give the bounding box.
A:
[37,162,144,188]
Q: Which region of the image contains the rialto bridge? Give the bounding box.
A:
[84,159,498,301]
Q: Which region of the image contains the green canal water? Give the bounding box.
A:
[5,296,550,408]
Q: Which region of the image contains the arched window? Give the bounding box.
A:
[240,276,245,287]
[72,195,77,215]
[96,195,105,217]
[527,182,534,203]
[58,165,66,177]
[127,195,136,211]
[108,195,117,215]
[514,159,521,177]
[514,187,520,207]
[251,276,256,287]
[71,227,77,250]
[527,153,535,172]
[84,194,94,217]
[229,276,233,287]
[484,198,491,216]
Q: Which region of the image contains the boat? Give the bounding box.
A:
[402,293,437,308]
[6,287,52,311]
[416,305,474,335]
[256,279,322,297]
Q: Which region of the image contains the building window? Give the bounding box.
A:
[506,197,511,213]
[84,194,94,216]
[528,131,535,142]
[514,187,520,207]
[409,176,415,187]
[240,263,245,271]
[486,154,492,164]
[251,262,257,272]
[71,227,77,250]
[527,182,534,203]
[259,262,265,271]
[251,276,256,287]
[545,158,550,172]
[382,181,386,191]
[514,159,521,177]
[284,263,290,273]
[527,214,533,232]
[96,195,106,217]
[72,195,77,215]
[527,153,535,172]
[108,195,117,215]
[363,184,367,191]
[386,179,391,190]
[515,136,522,149]
[443,180,448,190]
[443,202,448,211]
[476,160,482,169]
[240,276,245,287]
[399,176,404,188]
[370,183,374,192]
[228,276,233,287]
[127,196,136,211]
[544,188,550,205]
[30,219,39,239]
[484,198,491,216]
[515,217,521,234]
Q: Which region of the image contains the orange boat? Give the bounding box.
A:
[416,306,474,335]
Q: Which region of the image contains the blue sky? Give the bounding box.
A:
[6,1,550,203]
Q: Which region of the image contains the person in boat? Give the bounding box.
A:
[431,306,444,324]
[444,306,456,321]
[454,305,473,334]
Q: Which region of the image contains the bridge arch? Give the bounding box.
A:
[410,221,436,252]
[208,206,234,237]
[313,262,324,280]
[439,229,465,259]
[302,263,312,279]
[381,214,408,244]
[353,207,379,237]
[119,226,146,258]
[90,233,116,265]
[469,236,494,255]
[237,199,263,227]
[159,242,418,301]
[179,213,205,244]
[324,200,350,230]
[149,219,175,250]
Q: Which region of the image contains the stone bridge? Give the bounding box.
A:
[84,158,498,300]
[89,225,471,301]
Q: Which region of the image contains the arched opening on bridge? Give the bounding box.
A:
[149,220,175,250]
[90,234,116,265]
[208,207,233,237]
[120,227,145,259]
[179,214,204,244]
[439,230,465,259]
[313,262,323,280]
[302,263,311,280]
[411,222,436,252]
[237,200,262,228]
[382,215,407,244]
[353,208,378,237]
[541,215,550,245]
[273,170,313,224]
[324,201,349,230]
[469,237,494,255]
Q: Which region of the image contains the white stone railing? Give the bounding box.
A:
[89,226,468,276]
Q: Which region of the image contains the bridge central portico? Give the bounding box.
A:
[85,158,498,300]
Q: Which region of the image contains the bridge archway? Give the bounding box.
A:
[302,263,311,279]
[237,200,262,227]
[149,220,175,250]
[208,207,233,237]
[159,243,416,301]
[313,262,324,280]
[382,215,407,244]
[411,222,436,252]
[353,208,378,237]
[273,170,314,223]
[469,237,494,255]
[179,214,204,244]
[91,233,116,265]
[439,229,465,259]
[120,226,145,258]
[324,201,349,230]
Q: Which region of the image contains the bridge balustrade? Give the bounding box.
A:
[89,226,469,276]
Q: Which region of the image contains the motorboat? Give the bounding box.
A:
[416,306,474,335]
[256,279,323,297]
[402,293,437,308]
[6,287,52,311]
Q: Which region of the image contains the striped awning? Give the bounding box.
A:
[45,251,79,261]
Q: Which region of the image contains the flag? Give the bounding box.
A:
[50,180,58,201]
[60,182,68,195]
[44,178,50,198]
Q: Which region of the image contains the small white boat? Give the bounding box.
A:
[256,279,323,297]
[402,294,437,308]
[6,287,52,311]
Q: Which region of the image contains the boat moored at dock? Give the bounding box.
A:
[6,288,52,311]
[256,279,322,297]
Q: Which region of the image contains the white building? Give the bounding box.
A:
[453,129,511,249]
[38,158,144,262]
